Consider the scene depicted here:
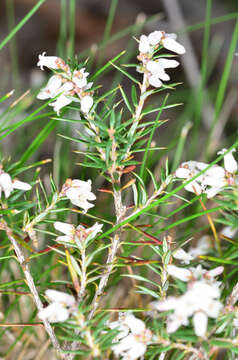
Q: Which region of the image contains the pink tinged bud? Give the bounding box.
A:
[193,311,207,337]
[45,289,76,306]
[139,35,151,53]
[218,148,238,174]
[54,221,75,236]
[12,180,31,191]
[159,58,180,69]
[148,30,163,45]
[0,173,13,198]
[37,52,59,70]
[206,266,224,278]
[167,265,191,281]
[162,38,186,54]
[38,302,69,323]
[81,95,93,114]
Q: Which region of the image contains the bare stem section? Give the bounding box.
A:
[1,220,66,359]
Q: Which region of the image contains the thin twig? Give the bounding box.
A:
[1,220,66,359]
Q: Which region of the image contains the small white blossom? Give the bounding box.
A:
[175,161,229,198]
[54,221,103,243]
[147,30,162,45]
[0,170,31,198]
[37,52,60,70]
[37,75,62,100]
[146,58,179,88]
[218,148,238,174]
[151,265,224,337]
[73,68,89,89]
[38,289,76,323]
[61,178,96,212]
[108,313,152,360]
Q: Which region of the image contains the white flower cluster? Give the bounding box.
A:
[37,52,94,115]
[60,178,96,213]
[0,167,31,198]
[108,313,152,360]
[175,148,238,198]
[38,289,76,323]
[137,30,185,88]
[151,265,224,337]
[54,221,103,243]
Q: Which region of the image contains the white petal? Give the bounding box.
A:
[45,289,75,306]
[38,302,69,323]
[184,181,202,195]
[175,167,190,178]
[218,148,238,174]
[12,180,31,191]
[150,298,178,311]
[205,186,223,199]
[167,265,191,281]
[123,313,145,334]
[159,58,180,68]
[193,311,207,337]
[81,96,93,113]
[139,35,151,53]
[0,173,13,198]
[54,221,75,236]
[50,94,72,115]
[148,30,162,45]
[167,314,184,333]
[55,235,73,243]
[148,75,162,88]
[162,38,186,54]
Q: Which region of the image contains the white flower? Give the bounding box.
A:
[0,171,31,198]
[81,95,93,114]
[218,148,238,174]
[61,179,96,213]
[146,58,180,88]
[37,52,60,70]
[50,94,72,115]
[38,289,76,323]
[152,265,223,337]
[37,75,62,100]
[54,221,103,243]
[108,313,152,360]
[73,68,89,89]
[175,161,229,198]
